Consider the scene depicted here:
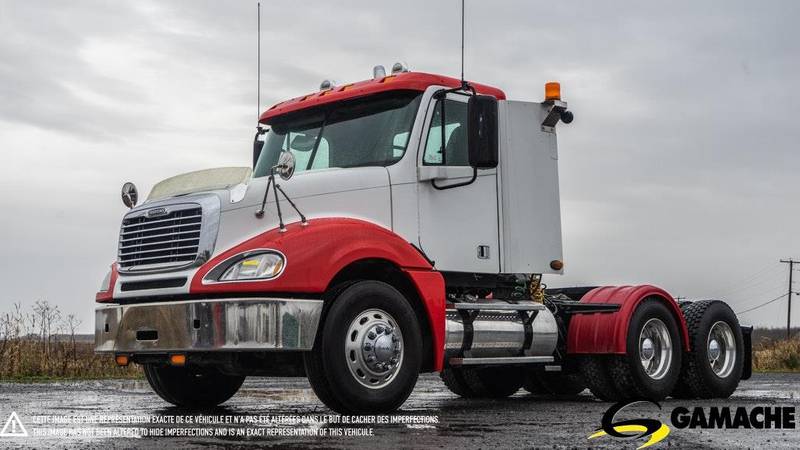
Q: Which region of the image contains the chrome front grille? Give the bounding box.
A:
[118,205,203,271]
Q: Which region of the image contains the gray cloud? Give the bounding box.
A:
[0,0,797,331]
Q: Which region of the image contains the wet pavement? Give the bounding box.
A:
[0,373,798,448]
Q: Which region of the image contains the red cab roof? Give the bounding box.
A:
[259,71,506,123]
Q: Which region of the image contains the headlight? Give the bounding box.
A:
[219,252,285,281]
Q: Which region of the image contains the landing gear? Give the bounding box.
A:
[304,281,422,414]
[143,364,245,407]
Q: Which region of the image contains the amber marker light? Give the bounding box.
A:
[115,355,130,367]
[545,82,561,101]
[550,260,564,271]
[170,354,187,366]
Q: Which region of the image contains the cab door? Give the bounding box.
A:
[416,93,500,273]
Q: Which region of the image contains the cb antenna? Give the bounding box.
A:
[257,1,261,120]
[460,0,465,87]
[461,0,467,87]
[458,0,472,92]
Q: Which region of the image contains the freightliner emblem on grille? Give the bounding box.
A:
[146,207,169,218]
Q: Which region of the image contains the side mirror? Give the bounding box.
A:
[253,127,267,168]
[121,182,138,209]
[275,151,296,181]
[467,95,499,168]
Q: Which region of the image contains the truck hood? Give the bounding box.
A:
[213,166,393,257]
[147,167,252,201]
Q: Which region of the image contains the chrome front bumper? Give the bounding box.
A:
[95,297,323,354]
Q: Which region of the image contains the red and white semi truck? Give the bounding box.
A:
[96,64,751,414]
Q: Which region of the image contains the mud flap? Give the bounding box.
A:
[741,325,753,380]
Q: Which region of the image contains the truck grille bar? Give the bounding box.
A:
[118,206,203,271]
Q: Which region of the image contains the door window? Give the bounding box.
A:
[423,99,469,166]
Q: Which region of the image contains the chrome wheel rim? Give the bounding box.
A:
[707,321,736,378]
[345,308,403,389]
[639,318,673,380]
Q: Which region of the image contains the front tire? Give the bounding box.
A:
[143,364,244,407]
[304,281,422,414]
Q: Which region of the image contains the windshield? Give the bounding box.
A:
[254,91,422,177]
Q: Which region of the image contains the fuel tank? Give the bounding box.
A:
[444,304,558,359]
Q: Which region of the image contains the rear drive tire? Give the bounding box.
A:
[440,368,477,398]
[607,298,682,401]
[579,356,621,401]
[461,367,524,398]
[143,364,244,407]
[303,281,422,414]
[672,300,744,399]
[524,370,586,397]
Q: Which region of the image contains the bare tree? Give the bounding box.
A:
[33,300,61,371]
[64,314,82,363]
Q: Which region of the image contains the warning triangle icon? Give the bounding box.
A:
[0,412,28,437]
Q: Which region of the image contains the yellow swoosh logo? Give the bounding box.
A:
[588,423,670,449]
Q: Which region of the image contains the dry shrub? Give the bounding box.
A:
[0,301,141,380]
[753,338,800,372]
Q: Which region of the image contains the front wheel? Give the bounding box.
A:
[304,280,422,414]
[143,364,245,407]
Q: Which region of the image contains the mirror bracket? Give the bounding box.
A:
[541,100,569,133]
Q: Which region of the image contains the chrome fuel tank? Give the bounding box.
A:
[444,304,558,359]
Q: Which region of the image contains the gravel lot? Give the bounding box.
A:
[0,373,797,448]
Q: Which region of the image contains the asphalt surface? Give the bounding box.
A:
[0,373,798,449]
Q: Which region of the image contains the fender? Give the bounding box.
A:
[95,263,118,303]
[401,269,446,372]
[192,218,445,369]
[191,218,433,294]
[566,285,690,354]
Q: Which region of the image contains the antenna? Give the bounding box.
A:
[257,1,261,120]
[460,0,465,86]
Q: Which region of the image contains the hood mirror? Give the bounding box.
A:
[275,151,296,181]
[121,182,138,209]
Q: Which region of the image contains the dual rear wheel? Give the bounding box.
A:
[579,298,744,402]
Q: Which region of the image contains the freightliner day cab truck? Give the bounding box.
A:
[96,64,752,414]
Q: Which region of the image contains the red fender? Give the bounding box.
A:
[191,218,432,294]
[191,218,445,369]
[95,263,118,303]
[402,269,446,372]
[566,285,690,354]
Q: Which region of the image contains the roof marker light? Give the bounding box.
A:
[373,65,386,79]
[391,62,409,74]
[319,79,335,91]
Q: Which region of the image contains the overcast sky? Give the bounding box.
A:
[0,1,798,332]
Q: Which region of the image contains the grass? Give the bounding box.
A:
[0,301,142,381]
[752,337,800,373]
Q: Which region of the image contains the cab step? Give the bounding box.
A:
[448,301,545,311]
[448,356,554,366]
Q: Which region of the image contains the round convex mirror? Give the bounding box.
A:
[121,182,138,209]
[276,151,296,181]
